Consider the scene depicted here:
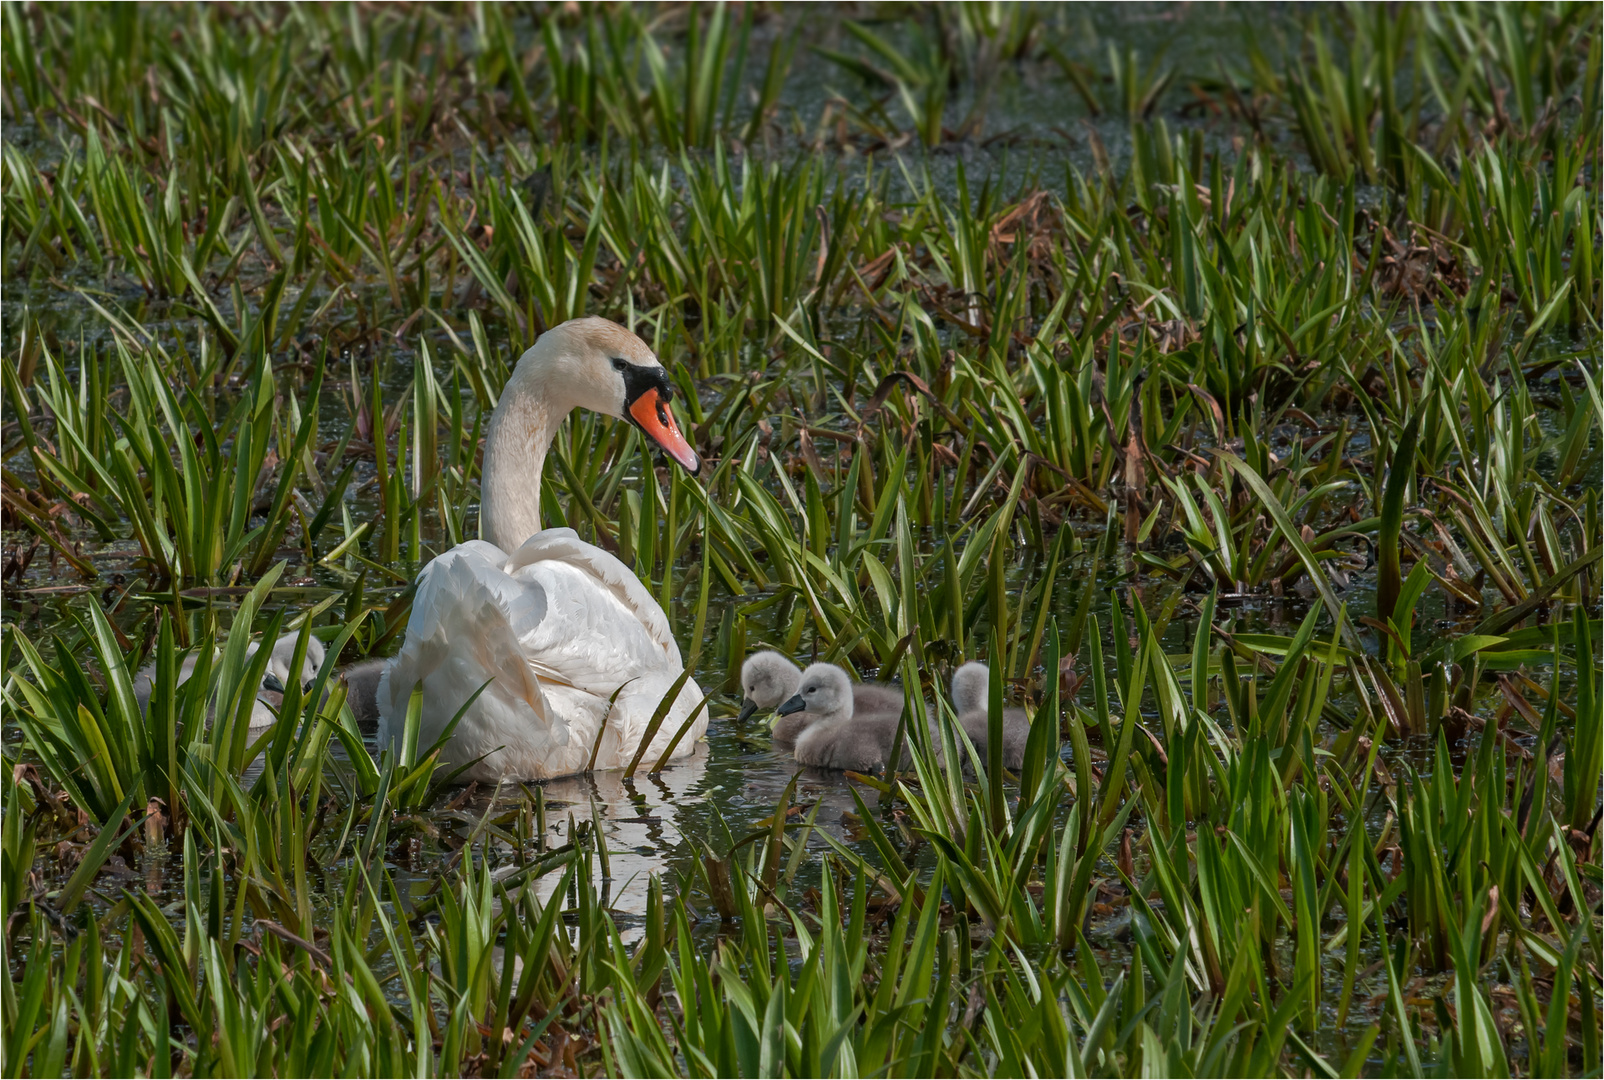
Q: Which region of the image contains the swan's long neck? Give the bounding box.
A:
[479,356,565,552]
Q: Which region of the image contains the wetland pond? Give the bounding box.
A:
[2,3,1599,1076]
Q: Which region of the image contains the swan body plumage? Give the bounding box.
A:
[376,318,705,782]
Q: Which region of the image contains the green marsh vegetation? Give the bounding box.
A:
[0,2,1600,1075]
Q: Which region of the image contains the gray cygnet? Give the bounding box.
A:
[774,662,912,772]
[736,650,902,731]
[950,661,1032,771]
[338,657,388,732]
[132,633,325,728]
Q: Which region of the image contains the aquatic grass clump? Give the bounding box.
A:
[2,2,1601,1077]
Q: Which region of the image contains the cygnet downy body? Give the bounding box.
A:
[132,633,325,728]
[950,661,1032,771]
[775,663,911,772]
[338,657,388,732]
[736,650,903,738]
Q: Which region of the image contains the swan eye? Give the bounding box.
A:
[806,687,816,694]
[610,357,630,372]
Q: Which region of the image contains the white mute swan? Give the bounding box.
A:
[376,317,706,781]
[735,650,903,726]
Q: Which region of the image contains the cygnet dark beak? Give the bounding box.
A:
[262,672,285,694]
[736,698,759,723]
[776,694,806,717]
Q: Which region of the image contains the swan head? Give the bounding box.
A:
[736,650,803,722]
[253,633,326,696]
[775,663,853,726]
[248,634,326,727]
[536,317,699,474]
[951,661,990,716]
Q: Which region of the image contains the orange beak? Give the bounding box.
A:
[629,388,700,474]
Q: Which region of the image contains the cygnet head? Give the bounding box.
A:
[951,661,991,716]
[736,650,803,722]
[251,634,326,697]
[775,663,854,727]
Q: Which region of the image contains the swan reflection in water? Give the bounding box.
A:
[484,736,886,953]
[519,740,711,929]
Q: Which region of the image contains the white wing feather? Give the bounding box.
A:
[376,530,705,780]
